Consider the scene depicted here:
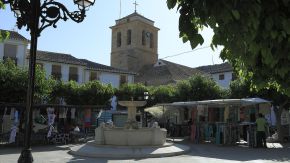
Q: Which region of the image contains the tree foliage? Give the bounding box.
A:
[117,83,149,101]
[50,80,114,105]
[0,59,54,103]
[176,75,225,101]
[149,85,177,103]
[167,0,290,95]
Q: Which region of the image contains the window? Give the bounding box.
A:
[4,44,17,57]
[219,74,225,80]
[127,30,131,45]
[51,65,62,80]
[150,33,153,48]
[117,32,121,47]
[142,30,146,46]
[120,75,127,85]
[90,71,99,81]
[69,67,78,82]
[3,44,17,64]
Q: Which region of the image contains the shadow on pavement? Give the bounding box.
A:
[0,144,70,155]
[187,143,290,162]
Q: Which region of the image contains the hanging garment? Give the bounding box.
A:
[71,108,76,119]
[224,106,229,122]
[10,108,15,119]
[14,110,19,124]
[47,107,56,138]
[59,108,68,119]
[110,95,117,111]
[84,108,92,128]
[9,126,17,143]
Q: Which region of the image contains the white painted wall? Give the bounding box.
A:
[211,71,233,88]
[42,61,52,78]
[36,61,86,84]
[84,69,135,88]
[100,73,120,88]
[16,44,26,66]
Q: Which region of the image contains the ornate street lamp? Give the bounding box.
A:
[1,0,95,162]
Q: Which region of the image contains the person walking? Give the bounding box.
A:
[256,113,268,148]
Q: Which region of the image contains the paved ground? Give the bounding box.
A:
[1,142,290,163]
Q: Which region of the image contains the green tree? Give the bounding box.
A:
[80,81,114,105]
[176,75,223,101]
[229,78,290,141]
[117,83,148,101]
[258,86,290,141]
[149,85,177,104]
[229,79,253,98]
[167,0,290,95]
[0,59,54,103]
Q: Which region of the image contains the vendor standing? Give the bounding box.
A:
[256,113,268,148]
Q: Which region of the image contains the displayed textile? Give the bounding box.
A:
[71,108,76,119]
[84,109,91,127]
[9,126,17,143]
[58,108,68,118]
[9,110,19,143]
[110,95,117,111]
[281,109,290,125]
[224,106,229,122]
[47,108,56,138]
[14,110,19,124]
[10,108,15,119]
[197,105,205,116]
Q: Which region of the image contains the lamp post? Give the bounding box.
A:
[1,0,95,162]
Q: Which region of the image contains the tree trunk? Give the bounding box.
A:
[275,100,289,142]
[275,107,283,142]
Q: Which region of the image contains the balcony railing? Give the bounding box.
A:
[3,56,17,65]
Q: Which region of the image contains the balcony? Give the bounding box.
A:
[3,56,17,65]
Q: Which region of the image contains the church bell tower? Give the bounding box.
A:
[110,11,159,72]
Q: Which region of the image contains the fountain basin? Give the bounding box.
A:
[95,127,167,146]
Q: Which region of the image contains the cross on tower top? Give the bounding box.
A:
[133,0,138,13]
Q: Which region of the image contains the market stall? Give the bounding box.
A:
[145,98,272,147]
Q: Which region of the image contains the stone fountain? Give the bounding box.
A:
[95,100,167,146]
[69,100,189,158]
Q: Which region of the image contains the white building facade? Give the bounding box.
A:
[196,62,234,88]
[0,30,135,88]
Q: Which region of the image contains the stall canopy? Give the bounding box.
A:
[145,98,271,113]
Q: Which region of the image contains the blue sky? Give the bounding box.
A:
[0,0,224,68]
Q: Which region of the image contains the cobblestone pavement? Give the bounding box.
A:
[0,142,290,163]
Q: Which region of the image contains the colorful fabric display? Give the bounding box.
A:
[71,108,76,119]
[9,110,19,143]
[59,108,68,118]
[47,107,56,138]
